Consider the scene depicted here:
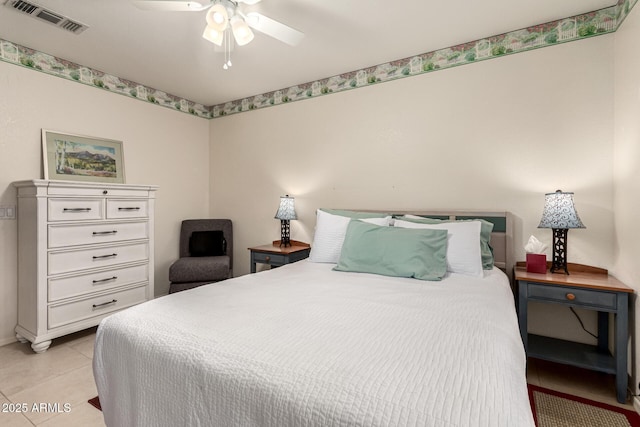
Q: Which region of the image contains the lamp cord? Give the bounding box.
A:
[569,307,598,339]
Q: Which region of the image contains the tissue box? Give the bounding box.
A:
[526,253,547,274]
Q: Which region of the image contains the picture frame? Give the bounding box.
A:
[42,130,125,184]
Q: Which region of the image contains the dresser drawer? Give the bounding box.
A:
[48,199,103,221]
[106,199,149,219]
[253,252,286,266]
[48,285,147,329]
[48,221,148,248]
[49,242,149,275]
[48,263,148,301]
[48,186,150,198]
[527,282,617,310]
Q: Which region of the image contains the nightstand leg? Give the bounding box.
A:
[615,293,629,403]
[518,282,528,351]
[251,251,256,273]
[597,311,608,353]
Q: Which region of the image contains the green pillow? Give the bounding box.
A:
[399,216,495,269]
[333,220,448,281]
[320,208,390,219]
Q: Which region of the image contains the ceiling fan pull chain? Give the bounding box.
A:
[223,26,232,70]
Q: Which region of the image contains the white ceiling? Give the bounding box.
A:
[0,0,616,106]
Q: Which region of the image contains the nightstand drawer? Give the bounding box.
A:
[253,252,286,266]
[527,283,617,310]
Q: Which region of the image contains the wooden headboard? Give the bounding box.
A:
[358,210,513,279]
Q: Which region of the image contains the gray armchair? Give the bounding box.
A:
[168,219,233,294]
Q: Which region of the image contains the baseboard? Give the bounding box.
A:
[0,335,17,348]
[633,395,640,414]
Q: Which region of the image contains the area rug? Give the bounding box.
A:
[89,387,640,425]
[529,384,640,427]
[88,396,101,411]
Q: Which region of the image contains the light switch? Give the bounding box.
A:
[0,205,16,220]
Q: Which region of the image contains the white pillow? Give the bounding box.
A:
[309,210,391,263]
[393,219,483,277]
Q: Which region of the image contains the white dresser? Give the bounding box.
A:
[13,179,157,353]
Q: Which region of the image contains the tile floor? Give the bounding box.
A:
[0,328,636,426]
[0,328,104,427]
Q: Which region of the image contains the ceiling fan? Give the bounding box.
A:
[133,0,304,49]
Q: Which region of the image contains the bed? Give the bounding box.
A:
[93,210,534,427]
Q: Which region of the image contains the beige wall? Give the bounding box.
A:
[0,61,210,345]
[210,36,615,278]
[614,7,640,395]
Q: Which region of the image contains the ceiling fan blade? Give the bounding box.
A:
[237,0,262,4]
[133,0,211,12]
[244,12,304,46]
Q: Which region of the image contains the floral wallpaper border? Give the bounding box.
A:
[0,0,636,120]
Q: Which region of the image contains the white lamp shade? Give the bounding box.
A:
[538,190,585,229]
[206,4,228,32]
[202,25,223,46]
[230,15,254,46]
[274,195,297,220]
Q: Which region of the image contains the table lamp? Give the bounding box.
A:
[274,195,297,247]
[537,189,585,274]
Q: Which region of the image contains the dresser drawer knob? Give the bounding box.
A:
[93,299,117,309]
[63,208,91,212]
[566,293,576,301]
[92,253,118,260]
[93,276,118,284]
[92,230,118,236]
[265,256,271,263]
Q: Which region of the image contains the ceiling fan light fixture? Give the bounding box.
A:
[206,4,228,31]
[202,25,223,46]
[230,15,254,46]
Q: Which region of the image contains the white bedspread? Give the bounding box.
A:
[93,261,534,427]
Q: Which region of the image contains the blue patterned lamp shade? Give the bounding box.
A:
[538,190,585,229]
[274,195,297,221]
[275,195,296,247]
[537,190,585,274]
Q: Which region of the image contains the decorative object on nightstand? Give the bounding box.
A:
[274,195,297,247]
[538,190,585,274]
[248,241,310,273]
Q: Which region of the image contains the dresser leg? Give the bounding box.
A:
[31,340,52,354]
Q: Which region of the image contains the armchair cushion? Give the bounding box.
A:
[189,230,226,257]
[169,256,231,283]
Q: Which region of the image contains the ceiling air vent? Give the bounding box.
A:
[3,0,89,34]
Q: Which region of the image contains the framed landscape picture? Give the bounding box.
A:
[42,130,125,183]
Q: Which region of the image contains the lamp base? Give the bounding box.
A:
[550,228,569,274]
[280,220,291,247]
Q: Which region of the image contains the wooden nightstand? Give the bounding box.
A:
[248,240,311,273]
[516,264,633,403]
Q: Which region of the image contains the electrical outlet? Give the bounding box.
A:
[0,205,16,220]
